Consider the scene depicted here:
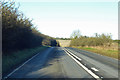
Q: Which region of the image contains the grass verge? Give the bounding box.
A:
[2,46,48,76]
[72,46,119,59]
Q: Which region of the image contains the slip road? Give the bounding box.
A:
[4,47,119,80]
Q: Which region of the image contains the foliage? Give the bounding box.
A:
[3,46,47,76]
[42,35,59,46]
[55,37,71,40]
[2,1,58,54]
[70,30,81,39]
[113,40,120,44]
[70,33,113,47]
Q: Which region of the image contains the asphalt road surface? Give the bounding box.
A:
[5,47,119,80]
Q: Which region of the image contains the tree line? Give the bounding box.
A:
[2,1,59,54]
[70,30,113,47]
[55,37,71,40]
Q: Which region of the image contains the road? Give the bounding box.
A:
[5,47,119,80]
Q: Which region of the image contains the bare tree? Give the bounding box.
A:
[70,30,81,39]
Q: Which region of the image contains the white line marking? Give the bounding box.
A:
[63,48,101,80]
[4,47,53,79]
[101,77,104,78]
[65,49,82,61]
[91,67,99,72]
[4,52,40,78]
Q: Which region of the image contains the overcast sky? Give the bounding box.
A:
[15,0,118,39]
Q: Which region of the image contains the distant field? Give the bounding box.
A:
[57,40,71,47]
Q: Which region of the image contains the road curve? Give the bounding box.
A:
[4,47,119,80]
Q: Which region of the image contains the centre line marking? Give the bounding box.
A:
[91,67,99,72]
[63,48,102,80]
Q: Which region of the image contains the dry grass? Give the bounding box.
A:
[57,40,71,47]
[73,46,119,59]
[3,46,47,75]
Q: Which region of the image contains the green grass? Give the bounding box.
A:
[73,46,118,59]
[3,46,48,75]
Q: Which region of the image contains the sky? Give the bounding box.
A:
[15,0,118,39]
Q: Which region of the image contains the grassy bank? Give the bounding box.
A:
[3,46,48,76]
[72,46,118,59]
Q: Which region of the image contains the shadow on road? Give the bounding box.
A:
[25,47,67,78]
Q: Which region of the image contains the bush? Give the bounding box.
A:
[2,1,58,54]
[70,34,113,47]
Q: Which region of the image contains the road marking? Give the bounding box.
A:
[4,47,54,79]
[91,67,99,72]
[63,48,101,80]
[101,77,103,78]
[4,52,40,79]
[65,49,82,61]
